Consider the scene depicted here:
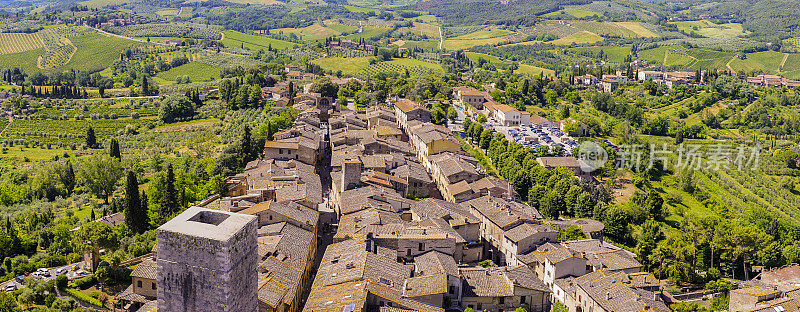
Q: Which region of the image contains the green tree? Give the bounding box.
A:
[85,126,96,149]
[109,139,121,160]
[79,155,123,203]
[55,274,68,290]
[160,164,180,217]
[480,129,493,149]
[61,161,76,194]
[125,171,148,234]
[309,77,339,98]
[637,219,664,270]
[75,222,118,250]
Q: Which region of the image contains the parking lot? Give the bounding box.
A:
[2,263,91,293]
[491,123,578,154]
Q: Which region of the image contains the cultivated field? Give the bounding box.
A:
[616,22,658,37]
[273,23,340,41]
[0,33,44,54]
[671,20,748,38]
[156,62,222,82]
[728,51,786,73]
[569,46,631,63]
[221,30,297,50]
[311,57,371,74]
[551,31,604,45]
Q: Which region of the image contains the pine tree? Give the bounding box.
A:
[85,126,96,148]
[125,171,147,234]
[109,139,121,159]
[161,164,179,217]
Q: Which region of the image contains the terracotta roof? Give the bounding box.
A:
[414,249,459,277]
[460,267,514,297]
[403,273,447,297]
[131,259,158,280]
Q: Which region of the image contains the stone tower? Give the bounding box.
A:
[156,207,258,312]
[341,157,362,192]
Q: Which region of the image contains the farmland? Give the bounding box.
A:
[273,23,341,41]
[615,22,658,37]
[443,30,515,50]
[196,52,262,69]
[570,21,639,38]
[156,62,222,82]
[311,57,371,74]
[670,20,749,38]
[551,31,604,45]
[516,64,555,76]
[109,23,223,40]
[569,46,631,63]
[220,30,297,51]
[544,8,600,18]
[0,33,43,54]
[728,51,786,74]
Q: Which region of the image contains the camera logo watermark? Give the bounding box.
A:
[577,141,608,173]
[576,142,761,172]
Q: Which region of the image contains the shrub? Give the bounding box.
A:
[73,275,96,290]
[65,288,103,307]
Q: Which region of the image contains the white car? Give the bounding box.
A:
[55,268,67,275]
[74,270,89,277]
[4,284,16,292]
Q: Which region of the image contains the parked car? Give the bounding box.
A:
[4,284,16,292]
[74,270,89,277]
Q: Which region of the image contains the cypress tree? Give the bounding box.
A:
[125,171,147,234]
[85,126,96,148]
[161,164,179,217]
[109,139,121,159]
[63,161,76,193]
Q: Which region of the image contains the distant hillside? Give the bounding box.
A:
[408,0,591,26]
[649,0,800,39]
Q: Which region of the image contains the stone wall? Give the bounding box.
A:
[156,213,258,312]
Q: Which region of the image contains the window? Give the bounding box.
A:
[279,149,283,154]
[477,304,482,311]
[418,242,424,251]
[152,282,156,290]
[137,281,142,288]
[407,249,412,257]
[449,286,456,294]
[520,296,526,304]
[498,297,505,305]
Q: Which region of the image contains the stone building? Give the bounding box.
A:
[156,207,259,312]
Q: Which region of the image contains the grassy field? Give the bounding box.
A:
[344,26,390,41]
[451,29,513,40]
[274,23,340,41]
[442,29,514,50]
[156,62,222,82]
[516,64,555,76]
[326,23,359,34]
[671,20,748,38]
[570,21,638,38]
[64,32,138,72]
[220,30,297,50]
[0,33,44,54]
[394,40,439,50]
[551,31,604,45]
[397,22,439,38]
[783,53,800,79]
[0,48,44,73]
[728,51,786,73]
[311,57,371,74]
[79,0,129,8]
[544,8,600,18]
[616,22,658,38]
[465,52,502,64]
[569,46,631,62]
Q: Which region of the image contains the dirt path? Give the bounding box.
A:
[780,53,789,71]
[0,115,12,136]
[91,27,239,57]
[438,26,443,50]
[726,57,735,72]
